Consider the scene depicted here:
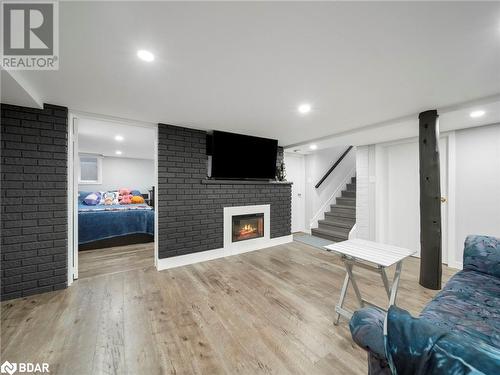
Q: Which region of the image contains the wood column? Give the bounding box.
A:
[418,110,442,290]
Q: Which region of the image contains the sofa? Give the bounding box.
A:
[349,235,500,375]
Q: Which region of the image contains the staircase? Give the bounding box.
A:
[311,176,356,242]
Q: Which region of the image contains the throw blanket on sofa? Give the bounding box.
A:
[385,306,500,374]
[350,235,500,375]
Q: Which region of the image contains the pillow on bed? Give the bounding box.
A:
[131,190,141,196]
[97,191,106,204]
[83,192,101,205]
[79,191,92,203]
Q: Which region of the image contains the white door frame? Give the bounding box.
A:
[372,132,456,267]
[67,114,77,285]
[67,112,159,285]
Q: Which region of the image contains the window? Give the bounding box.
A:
[79,154,102,184]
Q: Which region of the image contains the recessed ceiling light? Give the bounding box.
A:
[115,150,122,155]
[137,49,154,62]
[298,103,312,114]
[309,144,317,150]
[114,135,124,141]
[470,110,485,118]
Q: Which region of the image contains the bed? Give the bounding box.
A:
[78,193,154,250]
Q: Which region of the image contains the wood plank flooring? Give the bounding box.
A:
[78,243,154,279]
[1,241,456,375]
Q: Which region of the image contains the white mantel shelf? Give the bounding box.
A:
[201,179,293,185]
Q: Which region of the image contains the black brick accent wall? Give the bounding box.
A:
[158,124,291,259]
[1,103,68,301]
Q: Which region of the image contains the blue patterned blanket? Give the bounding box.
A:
[350,235,500,374]
[78,208,154,244]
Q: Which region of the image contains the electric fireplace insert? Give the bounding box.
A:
[232,213,264,242]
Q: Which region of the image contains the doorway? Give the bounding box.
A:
[68,114,158,281]
[284,153,306,233]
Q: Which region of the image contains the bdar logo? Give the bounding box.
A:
[0,361,17,375]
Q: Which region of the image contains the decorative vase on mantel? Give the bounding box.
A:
[276,162,286,182]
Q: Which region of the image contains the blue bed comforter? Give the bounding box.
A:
[78,204,154,244]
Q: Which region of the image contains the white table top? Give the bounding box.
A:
[324,239,416,267]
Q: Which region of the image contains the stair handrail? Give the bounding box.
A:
[309,165,356,231]
[315,146,353,189]
[348,223,357,240]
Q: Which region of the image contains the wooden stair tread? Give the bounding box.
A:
[318,219,354,229]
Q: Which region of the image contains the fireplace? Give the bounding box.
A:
[232,213,264,242]
[223,204,270,249]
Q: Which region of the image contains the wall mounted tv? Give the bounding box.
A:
[209,131,278,180]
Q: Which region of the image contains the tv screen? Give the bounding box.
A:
[210,131,278,180]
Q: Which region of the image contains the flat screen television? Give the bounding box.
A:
[210,131,278,180]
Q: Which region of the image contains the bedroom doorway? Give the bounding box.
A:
[68,113,158,282]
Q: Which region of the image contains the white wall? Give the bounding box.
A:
[79,156,154,193]
[356,123,500,269]
[356,145,376,240]
[284,153,306,232]
[455,124,500,263]
[304,146,356,230]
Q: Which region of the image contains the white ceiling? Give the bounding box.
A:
[78,118,155,160]
[1,70,41,108]
[5,2,500,146]
[286,97,500,154]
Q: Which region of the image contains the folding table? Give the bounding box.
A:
[324,239,416,325]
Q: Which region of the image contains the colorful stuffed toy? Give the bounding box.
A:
[118,188,132,204]
[119,188,131,196]
[131,195,145,204]
[102,191,118,205]
[120,194,132,204]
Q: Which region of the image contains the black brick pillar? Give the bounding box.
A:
[1,103,68,301]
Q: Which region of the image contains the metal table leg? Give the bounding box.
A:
[379,266,391,298]
[389,261,403,306]
[334,258,405,325]
[334,271,350,325]
[345,261,364,308]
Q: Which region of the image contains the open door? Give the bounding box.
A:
[70,115,79,280]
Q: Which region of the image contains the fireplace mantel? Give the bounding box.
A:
[201,179,292,185]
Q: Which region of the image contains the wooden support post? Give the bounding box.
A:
[418,110,442,290]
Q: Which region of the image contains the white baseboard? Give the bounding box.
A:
[447,261,463,270]
[156,234,293,271]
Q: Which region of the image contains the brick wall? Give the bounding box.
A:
[1,103,68,301]
[157,124,291,259]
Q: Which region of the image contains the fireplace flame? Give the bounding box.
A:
[239,224,256,236]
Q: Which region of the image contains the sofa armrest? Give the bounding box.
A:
[349,307,386,360]
[463,235,500,278]
[386,306,500,375]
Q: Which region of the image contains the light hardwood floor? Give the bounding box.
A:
[1,241,456,375]
[78,243,154,279]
